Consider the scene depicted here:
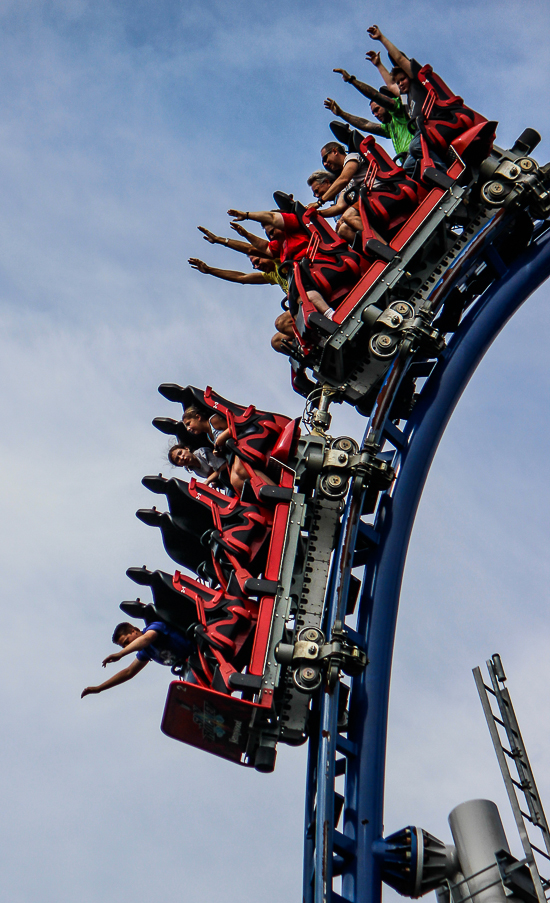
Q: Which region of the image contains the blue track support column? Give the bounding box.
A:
[341,229,550,903]
[312,490,357,903]
[314,679,340,903]
[304,727,318,903]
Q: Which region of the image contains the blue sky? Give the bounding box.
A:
[0,1,549,901]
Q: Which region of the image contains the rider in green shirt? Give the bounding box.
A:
[325,63,414,160]
[375,93,413,157]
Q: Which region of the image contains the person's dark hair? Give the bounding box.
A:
[168,443,191,465]
[321,141,345,155]
[182,404,209,422]
[112,622,139,644]
[248,254,275,273]
[390,66,406,79]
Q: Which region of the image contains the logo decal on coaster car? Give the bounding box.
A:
[161,681,262,765]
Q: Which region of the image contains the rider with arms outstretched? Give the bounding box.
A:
[81,621,195,697]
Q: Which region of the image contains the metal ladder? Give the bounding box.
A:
[473,654,550,903]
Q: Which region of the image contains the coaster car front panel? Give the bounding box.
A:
[162,681,265,766]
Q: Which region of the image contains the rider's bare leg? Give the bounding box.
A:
[230,458,275,494]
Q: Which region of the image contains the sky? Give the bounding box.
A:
[0,1,549,901]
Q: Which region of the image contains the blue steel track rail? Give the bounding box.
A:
[303,223,550,903]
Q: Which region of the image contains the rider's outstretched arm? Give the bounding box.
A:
[317,194,349,219]
[340,111,385,134]
[197,226,253,255]
[324,99,385,136]
[350,80,395,110]
[318,158,361,204]
[228,222,269,250]
[367,24,413,79]
[189,259,267,284]
[81,658,148,697]
[365,51,400,97]
[228,209,284,229]
[102,631,157,665]
[333,68,395,108]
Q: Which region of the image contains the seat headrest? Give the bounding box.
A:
[273,191,295,213]
[119,600,159,625]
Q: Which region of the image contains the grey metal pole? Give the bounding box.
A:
[449,800,511,903]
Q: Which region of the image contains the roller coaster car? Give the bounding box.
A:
[157,383,292,478]
[138,475,273,581]
[132,386,372,769]
[287,125,549,414]
[119,599,266,766]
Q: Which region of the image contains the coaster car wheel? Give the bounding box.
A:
[516,157,538,174]
[327,659,340,691]
[389,300,415,320]
[320,471,349,499]
[297,626,325,645]
[480,179,512,206]
[331,436,359,455]
[369,333,401,360]
[293,664,323,693]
